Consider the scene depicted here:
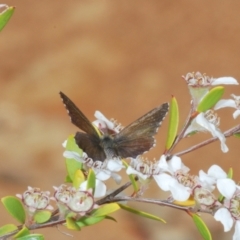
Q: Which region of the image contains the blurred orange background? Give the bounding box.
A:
[1,1,240,239]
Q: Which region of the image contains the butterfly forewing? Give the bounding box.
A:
[59,92,99,137]
[113,103,169,158]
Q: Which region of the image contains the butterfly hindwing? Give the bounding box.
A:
[60,92,99,137]
[113,103,169,158]
[75,132,106,161]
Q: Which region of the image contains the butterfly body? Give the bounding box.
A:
[60,92,169,162]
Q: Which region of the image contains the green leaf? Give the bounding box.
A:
[33,210,51,224]
[197,86,224,112]
[73,169,85,188]
[65,135,83,181]
[65,174,72,183]
[87,169,96,193]
[66,217,81,230]
[16,234,44,240]
[0,6,15,31]
[66,135,83,154]
[227,167,233,179]
[122,160,139,192]
[92,203,120,217]
[1,196,26,223]
[119,204,166,223]
[76,216,105,227]
[166,97,179,150]
[192,213,212,240]
[13,226,30,238]
[0,224,18,236]
[234,133,240,138]
[105,215,117,222]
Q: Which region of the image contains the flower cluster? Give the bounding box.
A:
[61,72,240,239]
[3,72,240,240]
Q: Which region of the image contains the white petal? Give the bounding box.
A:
[80,180,106,198]
[153,174,176,191]
[214,208,233,232]
[208,165,227,179]
[126,166,148,180]
[107,159,123,172]
[214,99,236,110]
[63,151,82,161]
[0,4,8,10]
[233,221,240,240]
[110,172,122,184]
[168,156,182,172]
[233,110,240,119]
[217,179,236,198]
[94,180,107,198]
[157,155,169,172]
[95,170,111,181]
[196,115,228,153]
[169,183,191,201]
[199,170,216,186]
[94,111,115,130]
[213,77,239,85]
[62,140,67,148]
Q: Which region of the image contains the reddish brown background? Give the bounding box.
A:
[1,1,240,239]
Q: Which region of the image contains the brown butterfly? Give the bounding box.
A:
[60,92,169,161]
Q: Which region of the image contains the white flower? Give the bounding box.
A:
[183,72,238,108]
[199,165,227,190]
[214,179,240,240]
[126,156,161,180]
[94,111,116,132]
[214,94,240,119]
[185,111,228,153]
[153,155,191,201]
[80,180,107,198]
[93,111,123,134]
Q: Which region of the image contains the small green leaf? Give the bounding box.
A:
[73,169,85,189]
[197,86,224,112]
[33,210,51,224]
[92,203,120,217]
[16,233,44,240]
[234,133,240,138]
[65,174,72,183]
[166,97,179,150]
[66,217,81,230]
[66,135,83,154]
[119,204,166,223]
[1,196,26,223]
[87,169,96,193]
[122,160,139,192]
[65,135,83,181]
[0,6,15,31]
[192,213,212,240]
[76,216,105,227]
[105,215,117,222]
[0,224,17,236]
[227,167,233,179]
[13,226,30,238]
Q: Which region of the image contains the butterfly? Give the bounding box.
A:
[60,91,169,162]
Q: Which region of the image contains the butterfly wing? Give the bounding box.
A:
[60,92,99,137]
[113,103,169,158]
[75,132,106,161]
